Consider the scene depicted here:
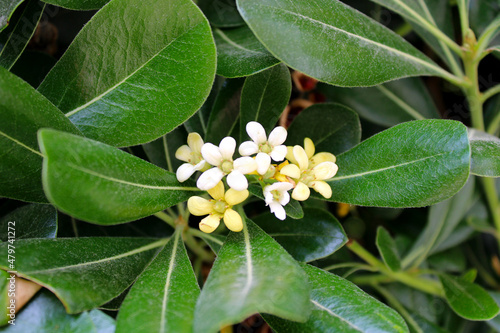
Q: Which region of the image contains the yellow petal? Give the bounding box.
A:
[286,146,297,165]
[312,162,338,180]
[292,182,310,201]
[311,180,332,199]
[199,215,221,233]
[304,138,315,159]
[225,189,249,206]
[187,196,213,216]
[223,209,243,232]
[175,145,192,162]
[293,145,309,171]
[187,132,204,153]
[310,152,336,167]
[280,164,301,179]
[207,181,225,200]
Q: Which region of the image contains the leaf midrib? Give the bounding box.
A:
[160,231,180,333]
[215,28,264,55]
[311,300,364,332]
[375,85,425,120]
[0,129,43,156]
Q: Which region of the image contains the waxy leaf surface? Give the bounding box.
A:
[0,204,57,241]
[376,227,401,271]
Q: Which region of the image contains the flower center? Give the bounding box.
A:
[300,171,315,185]
[263,164,276,179]
[260,142,273,154]
[221,160,233,173]
[213,200,227,214]
[271,190,281,201]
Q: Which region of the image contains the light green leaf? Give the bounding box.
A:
[0,66,80,203]
[376,227,401,271]
[0,237,165,313]
[214,26,280,78]
[264,264,409,333]
[193,218,311,333]
[286,103,361,155]
[236,0,456,87]
[0,0,23,31]
[116,230,199,333]
[38,129,200,224]
[198,0,244,28]
[440,274,500,320]
[318,77,439,127]
[40,0,109,10]
[253,208,347,262]
[469,129,500,177]
[0,204,57,241]
[239,63,291,142]
[37,0,216,147]
[325,120,471,207]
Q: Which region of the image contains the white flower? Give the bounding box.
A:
[175,133,208,182]
[263,182,294,220]
[239,122,288,175]
[197,137,257,191]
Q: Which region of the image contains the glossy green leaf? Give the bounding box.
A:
[325,120,470,207]
[439,273,500,320]
[253,208,347,262]
[469,129,500,177]
[0,66,80,203]
[286,103,361,155]
[236,0,455,87]
[0,237,164,313]
[142,126,188,173]
[0,0,23,31]
[376,227,401,271]
[264,264,408,333]
[0,204,57,241]
[116,230,199,333]
[318,77,439,127]
[38,129,200,224]
[239,63,291,141]
[214,26,280,78]
[40,0,109,10]
[37,0,216,147]
[198,0,244,28]
[193,218,311,333]
[0,0,43,70]
[248,183,304,219]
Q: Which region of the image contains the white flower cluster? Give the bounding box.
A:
[176,121,338,225]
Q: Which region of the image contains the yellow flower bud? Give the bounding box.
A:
[225,189,249,206]
[223,208,243,232]
[187,196,213,216]
[199,215,221,233]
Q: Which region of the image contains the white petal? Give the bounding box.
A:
[246,121,267,144]
[269,202,286,220]
[264,191,274,205]
[175,145,192,162]
[201,143,222,166]
[238,141,259,156]
[268,126,287,146]
[313,162,339,180]
[193,160,206,171]
[274,181,294,192]
[293,145,309,171]
[227,170,248,191]
[270,145,287,161]
[196,167,224,191]
[187,132,204,153]
[255,152,271,175]
[176,163,196,182]
[279,190,290,206]
[233,156,257,174]
[219,137,236,160]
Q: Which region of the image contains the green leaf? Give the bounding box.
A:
[286,103,361,155]
[253,208,347,262]
[37,0,216,147]
[439,274,500,320]
[325,120,471,207]
[376,227,401,271]
[40,0,109,10]
[318,77,439,127]
[88,310,116,333]
[116,230,199,333]
[428,247,466,272]
[0,204,57,241]
[0,237,164,313]
[214,26,280,78]
[248,183,304,219]
[198,0,244,28]
[142,126,188,172]
[264,264,409,333]
[0,0,44,70]
[10,51,56,88]
[0,0,23,31]
[193,218,311,333]
[239,63,291,142]
[236,0,455,87]
[487,291,500,332]
[469,129,500,177]
[197,232,226,254]
[38,129,200,224]
[0,66,80,203]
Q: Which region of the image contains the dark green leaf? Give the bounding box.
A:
[197,232,226,254]
[116,230,199,333]
[142,126,188,172]
[214,26,280,78]
[0,0,23,31]
[469,129,500,177]
[264,264,408,333]
[254,208,347,262]
[0,237,164,313]
[440,273,500,320]
[326,120,471,207]
[40,0,109,10]
[248,183,304,219]
[286,103,361,155]
[376,227,401,271]
[236,0,456,87]
[38,129,200,224]
[198,0,244,28]
[193,218,311,333]
[37,0,216,147]
[428,247,466,272]
[0,204,57,241]
[10,51,56,88]
[0,66,80,203]
[318,77,439,127]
